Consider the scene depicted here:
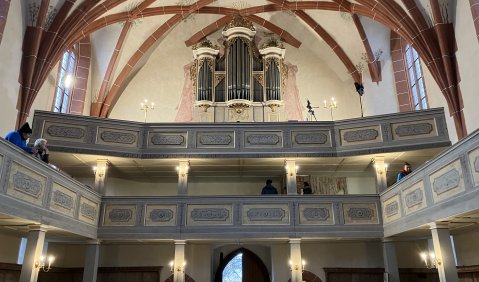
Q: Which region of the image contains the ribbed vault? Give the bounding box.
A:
[16,0,466,138]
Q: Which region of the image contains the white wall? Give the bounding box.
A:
[453,229,479,266]
[454,0,479,136]
[0,0,26,134]
[346,177,377,194]
[0,233,21,264]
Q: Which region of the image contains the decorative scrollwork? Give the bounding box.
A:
[247,208,285,221]
[191,208,229,221]
[303,208,330,221]
[13,171,42,197]
[343,129,379,142]
[247,134,280,145]
[47,125,85,139]
[395,123,433,137]
[109,209,133,222]
[151,135,185,145]
[347,207,373,220]
[100,131,136,144]
[53,190,74,210]
[433,169,461,195]
[385,202,399,217]
[81,203,97,220]
[150,209,174,222]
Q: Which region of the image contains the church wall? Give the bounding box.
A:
[0,233,21,264]
[27,67,58,125]
[0,0,25,134]
[99,175,375,196]
[47,243,86,267]
[453,229,479,266]
[394,240,430,268]
[346,177,377,194]
[454,0,479,136]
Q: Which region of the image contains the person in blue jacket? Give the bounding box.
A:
[397,162,412,182]
[261,179,278,195]
[5,122,36,153]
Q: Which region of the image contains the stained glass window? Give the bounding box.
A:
[405,45,428,110]
[223,253,242,282]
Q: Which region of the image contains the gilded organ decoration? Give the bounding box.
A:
[192,16,286,122]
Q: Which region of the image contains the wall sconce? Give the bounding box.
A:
[140,99,155,122]
[176,165,189,177]
[35,255,55,272]
[420,252,441,269]
[374,163,388,175]
[169,260,186,273]
[288,259,305,272]
[285,165,299,176]
[93,166,106,178]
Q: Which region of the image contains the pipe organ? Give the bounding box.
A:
[192,16,286,122]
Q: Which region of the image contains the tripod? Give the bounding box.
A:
[306,99,319,121]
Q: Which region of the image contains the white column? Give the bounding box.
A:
[173,240,186,282]
[19,225,47,282]
[374,157,388,193]
[94,159,109,195]
[430,223,459,282]
[382,239,400,282]
[82,240,100,282]
[285,160,297,195]
[289,238,302,282]
[177,160,190,195]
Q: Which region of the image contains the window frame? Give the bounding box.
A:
[404,44,429,110]
[53,45,78,113]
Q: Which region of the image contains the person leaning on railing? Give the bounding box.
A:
[4,122,38,154]
[32,138,49,164]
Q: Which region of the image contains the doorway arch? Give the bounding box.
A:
[287,270,323,282]
[214,247,270,282]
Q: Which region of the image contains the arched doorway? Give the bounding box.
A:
[287,270,323,282]
[215,248,270,282]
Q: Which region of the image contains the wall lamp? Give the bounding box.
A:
[288,259,305,272]
[93,166,106,178]
[169,260,186,273]
[374,163,388,175]
[176,165,190,177]
[420,252,441,269]
[285,165,299,176]
[35,255,55,272]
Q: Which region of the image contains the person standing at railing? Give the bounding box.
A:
[261,179,278,195]
[397,162,412,182]
[4,122,37,154]
[32,138,49,164]
[302,182,312,194]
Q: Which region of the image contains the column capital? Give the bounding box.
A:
[28,224,47,232]
[429,222,449,229]
[289,238,301,244]
[84,240,101,245]
[174,240,187,246]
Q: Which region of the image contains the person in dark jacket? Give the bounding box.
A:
[261,179,278,195]
[5,122,36,153]
[302,182,312,194]
[32,138,49,164]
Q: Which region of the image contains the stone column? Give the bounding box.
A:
[430,223,459,282]
[94,159,109,195]
[177,160,190,195]
[172,240,186,282]
[285,160,297,195]
[382,239,400,282]
[374,157,388,192]
[82,240,100,282]
[19,225,47,282]
[289,238,302,282]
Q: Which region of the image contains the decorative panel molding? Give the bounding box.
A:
[467,146,479,187]
[382,194,401,223]
[242,204,290,225]
[33,109,450,158]
[6,162,46,206]
[299,203,334,225]
[49,183,77,217]
[340,126,382,146]
[42,122,87,142]
[103,205,137,226]
[401,181,427,215]
[291,131,330,147]
[186,204,233,225]
[97,128,139,147]
[342,203,379,224]
[391,119,437,140]
[79,196,99,225]
[145,204,177,226]
[149,132,187,148]
[196,132,235,148]
[430,159,465,203]
[244,131,283,148]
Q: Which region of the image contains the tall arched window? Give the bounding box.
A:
[53,46,77,113]
[404,45,428,110]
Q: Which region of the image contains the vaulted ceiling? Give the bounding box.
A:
[19,0,465,138]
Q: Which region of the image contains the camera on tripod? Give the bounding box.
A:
[306,99,318,121]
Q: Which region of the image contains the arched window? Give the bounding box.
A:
[404,45,428,110]
[222,253,242,282]
[53,46,77,113]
